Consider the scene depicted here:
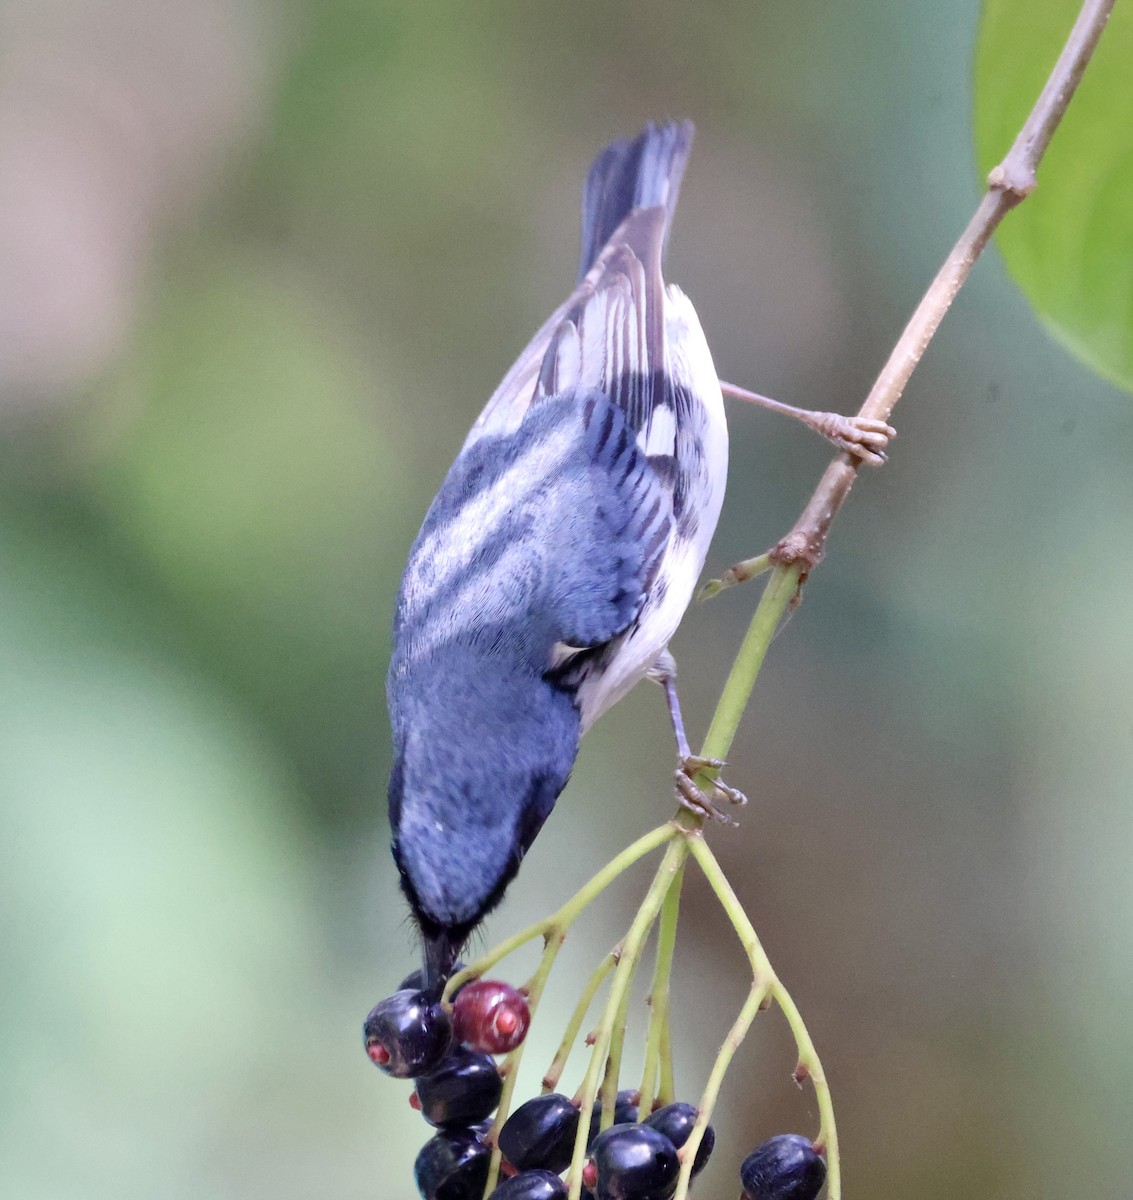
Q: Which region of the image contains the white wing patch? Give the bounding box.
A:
[639,404,676,456]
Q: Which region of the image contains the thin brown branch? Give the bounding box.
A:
[770,0,1117,576]
[993,0,1117,198]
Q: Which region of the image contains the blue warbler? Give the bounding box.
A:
[386,122,891,983]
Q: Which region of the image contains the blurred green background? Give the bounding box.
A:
[2,1,1130,1198]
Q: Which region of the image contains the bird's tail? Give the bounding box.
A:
[577,120,694,283]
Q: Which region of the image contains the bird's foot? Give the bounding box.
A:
[718,381,895,465]
[809,412,895,465]
[674,755,748,825]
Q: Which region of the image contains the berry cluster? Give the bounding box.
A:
[363,970,827,1199]
[495,1089,708,1199]
[364,970,529,1198]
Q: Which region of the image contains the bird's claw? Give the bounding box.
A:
[674,756,748,825]
[812,413,896,466]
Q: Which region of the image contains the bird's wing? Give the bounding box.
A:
[393,388,672,670]
[531,389,672,649]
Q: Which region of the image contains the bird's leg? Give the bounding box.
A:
[648,651,694,761]
[719,381,895,466]
[647,651,748,825]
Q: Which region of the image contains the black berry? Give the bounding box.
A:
[363,989,452,1078]
[414,1127,491,1200]
[643,1102,714,1177]
[587,1090,640,1144]
[453,979,531,1054]
[414,1045,503,1128]
[585,1123,680,1200]
[739,1135,827,1200]
[489,1169,568,1199]
[498,1093,580,1174]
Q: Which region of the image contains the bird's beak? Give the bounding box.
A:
[423,929,461,993]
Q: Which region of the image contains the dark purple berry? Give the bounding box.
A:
[586,1123,680,1200]
[453,980,531,1054]
[489,1169,568,1199]
[498,1093,580,1174]
[363,989,452,1078]
[739,1135,827,1200]
[414,1127,491,1200]
[414,1045,503,1128]
[643,1102,714,1177]
[587,1090,640,1144]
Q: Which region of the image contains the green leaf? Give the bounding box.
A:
[974,0,1133,394]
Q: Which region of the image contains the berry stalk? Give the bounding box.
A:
[542,949,619,1094]
[564,835,690,1200]
[481,932,566,1193]
[687,833,840,1200]
[443,822,673,1006]
[676,976,771,1200]
[638,855,685,1113]
[597,972,635,1136]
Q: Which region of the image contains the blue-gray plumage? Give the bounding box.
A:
[388,121,729,984]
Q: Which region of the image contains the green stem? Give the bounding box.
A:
[657,1012,675,1107]
[672,976,772,1200]
[688,835,840,1200]
[700,563,801,763]
[482,929,565,1194]
[600,958,637,1132]
[542,949,619,1093]
[461,823,675,1200]
[638,858,685,1113]
[445,822,674,1004]
[697,551,773,601]
[565,835,691,1200]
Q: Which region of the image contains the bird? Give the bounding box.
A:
[386,121,892,986]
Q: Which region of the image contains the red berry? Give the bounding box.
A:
[452,980,531,1054]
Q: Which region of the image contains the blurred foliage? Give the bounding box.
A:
[94,250,409,814]
[0,2,1131,1199]
[975,0,1133,395]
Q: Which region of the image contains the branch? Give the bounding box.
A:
[674,12,1122,1193]
[771,0,1117,575]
